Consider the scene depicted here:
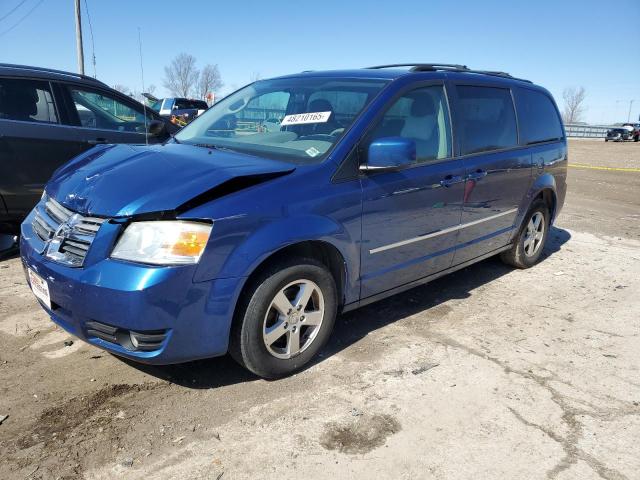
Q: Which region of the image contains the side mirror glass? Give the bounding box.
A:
[361,137,416,173]
[147,119,166,136]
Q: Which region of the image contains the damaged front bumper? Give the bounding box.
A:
[20,208,246,364]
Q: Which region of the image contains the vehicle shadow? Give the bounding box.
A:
[120,226,571,389]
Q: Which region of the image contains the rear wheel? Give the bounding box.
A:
[501,200,550,269]
[229,258,337,379]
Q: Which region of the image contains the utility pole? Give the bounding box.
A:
[74,0,85,75]
[627,99,635,123]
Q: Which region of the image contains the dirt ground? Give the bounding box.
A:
[1,139,639,480]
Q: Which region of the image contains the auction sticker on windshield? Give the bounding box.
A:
[28,268,51,309]
[281,111,332,126]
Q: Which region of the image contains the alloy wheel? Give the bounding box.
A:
[262,279,325,359]
[523,211,545,257]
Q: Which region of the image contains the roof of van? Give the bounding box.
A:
[273,64,536,86]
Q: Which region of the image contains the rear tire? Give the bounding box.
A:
[501,200,550,269]
[229,257,337,379]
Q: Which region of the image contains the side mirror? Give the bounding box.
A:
[147,119,166,136]
[360,137,416,173]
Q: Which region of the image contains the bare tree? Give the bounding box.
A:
[562,87,587,124]
[198,64,223,101]
[112,84,130,95]
[249,71,262,83]
[163,53,199,98]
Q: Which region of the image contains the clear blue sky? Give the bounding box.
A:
[1,0,638,124]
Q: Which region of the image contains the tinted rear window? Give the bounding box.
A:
[456,86,517,155]
[515,88,563,144]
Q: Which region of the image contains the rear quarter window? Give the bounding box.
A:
[515,88,563,144]
[456,85,517,155]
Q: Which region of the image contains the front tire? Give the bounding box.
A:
[229,258,337,379]
[501,200,550,269]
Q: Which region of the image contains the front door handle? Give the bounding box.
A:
[440,175,464,188]
[466,169,487,181]
[87,138,108,145]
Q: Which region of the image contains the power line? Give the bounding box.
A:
[0,0,45,38]
[0,0,29,23]
[83,0,96,77]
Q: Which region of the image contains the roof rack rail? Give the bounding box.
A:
[0,63,108,86]
[369,63,469,71]
[366,63,532,83]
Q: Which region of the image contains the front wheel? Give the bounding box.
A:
[229,258,337,379]
[501,200,550,269]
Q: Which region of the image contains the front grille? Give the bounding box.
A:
[32,196,107,267]
[86,320,168,352]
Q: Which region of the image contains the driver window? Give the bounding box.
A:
[367,85,452,164]
[69,87,149,132]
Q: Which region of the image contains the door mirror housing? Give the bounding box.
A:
[361,137,416,173]
[147,119,166,137]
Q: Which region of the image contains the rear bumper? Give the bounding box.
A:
[20,214,246,364]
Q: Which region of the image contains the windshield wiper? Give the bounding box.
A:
[192,143,238,153]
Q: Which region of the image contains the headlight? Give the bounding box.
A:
[111,221,212,265]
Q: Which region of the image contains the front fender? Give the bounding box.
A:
[193,214,360,303]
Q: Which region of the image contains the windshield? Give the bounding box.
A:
[174,77,388,163]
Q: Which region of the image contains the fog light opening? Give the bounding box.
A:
[130,331,140,349]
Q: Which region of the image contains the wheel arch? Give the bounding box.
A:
[237,240,348,312]
[528,173,558,223]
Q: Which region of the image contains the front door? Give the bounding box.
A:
[359,84,465,298]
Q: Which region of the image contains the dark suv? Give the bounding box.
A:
[0,64,176,235]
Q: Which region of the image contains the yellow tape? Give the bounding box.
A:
[568,163,640,173]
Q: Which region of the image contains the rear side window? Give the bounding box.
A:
[515,88,563,144]
[456,86,517,155]
[0,78,58,123]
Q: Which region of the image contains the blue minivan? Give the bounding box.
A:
[20,64,567,378]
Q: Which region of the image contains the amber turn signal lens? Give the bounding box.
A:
[170,231,210,257]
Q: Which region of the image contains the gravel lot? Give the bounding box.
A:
[1,139,639,480]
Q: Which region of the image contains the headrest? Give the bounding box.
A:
[408,92,436,117]
[0,85,38,118]
[308,98,333,113]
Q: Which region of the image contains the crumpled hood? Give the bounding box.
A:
[46,143,295,217]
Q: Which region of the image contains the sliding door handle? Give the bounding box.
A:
[440,175,464,187]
